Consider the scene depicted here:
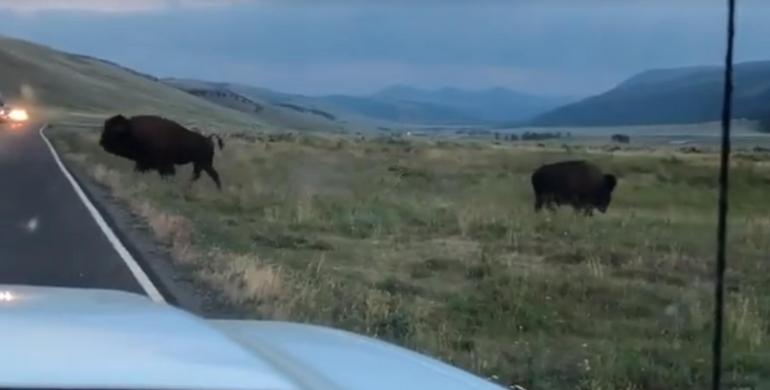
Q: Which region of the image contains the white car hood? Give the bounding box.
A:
[0,285,505,390]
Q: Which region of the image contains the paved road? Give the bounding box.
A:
[0,121,146,294]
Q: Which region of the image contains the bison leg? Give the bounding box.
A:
[134,161,152,173]
[537,195,557,212]
[158,164,176,177]
[544,195,558,211]
[571,202,593,217]
[203,165,222,190]
[534,195,543,212]
[191,163,203,182]
[568,196,586,215]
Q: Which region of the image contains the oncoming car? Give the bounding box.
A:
[0,104,29,123]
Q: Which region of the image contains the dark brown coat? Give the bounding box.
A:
[611,134,630,144]
[100,114,224,189]
[531,160,618,215]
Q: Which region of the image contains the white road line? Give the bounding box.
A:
[38,124,166,303]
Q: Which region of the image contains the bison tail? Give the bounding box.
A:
[208,134,225,150]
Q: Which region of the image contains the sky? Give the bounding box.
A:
[0,0,769,97]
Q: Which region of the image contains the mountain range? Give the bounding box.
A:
[163,79,575,127]
[326,85,575,124]
[530,61,770,127]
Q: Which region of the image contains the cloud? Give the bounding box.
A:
[0,0,250,13]
[2,0,766,96]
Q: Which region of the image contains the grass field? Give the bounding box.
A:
[52,126,770,390]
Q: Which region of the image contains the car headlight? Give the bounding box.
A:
[8,108,28,122]
[0,291,14,302]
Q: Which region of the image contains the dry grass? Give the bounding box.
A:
[52,127,770,390]
[201,252,286,312]
[729,294,766,351]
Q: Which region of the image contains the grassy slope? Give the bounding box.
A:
[223,82,400,130]
[52,128,770,390]
[162,78,359,134]
[0,36,262,130]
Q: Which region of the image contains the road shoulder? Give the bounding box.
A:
[56,143,243,318]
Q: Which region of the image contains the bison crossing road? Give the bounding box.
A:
[100,115,224,189]
[531,160,618,215]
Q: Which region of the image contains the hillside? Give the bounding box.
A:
[312,85,573,125]
[320,93,479,124]
[531,61,770,127]
[163,78,359,133]
[221,83,405,130]
[164,79,571,127]
[369,85,575,123]
[166,79,470,128]
[0,36,262,131]
[0,36,363,134]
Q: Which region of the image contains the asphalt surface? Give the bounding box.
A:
[0,122,145,294]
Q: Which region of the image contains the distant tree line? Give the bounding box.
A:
[611,134,631,143]
[493,131,571,141]
[188,88,263,112]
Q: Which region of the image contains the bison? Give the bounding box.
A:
[531,160,618,215]
[611,134,630,144]
[100,114,224,189]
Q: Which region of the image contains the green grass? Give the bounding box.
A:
[52,127,770,390]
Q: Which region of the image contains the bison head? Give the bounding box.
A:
[597,174,618,213]
[100,114,136,159]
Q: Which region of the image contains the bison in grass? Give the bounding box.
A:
[531,160,618,215]
[611,134,630,144]
[100,114,224,189]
